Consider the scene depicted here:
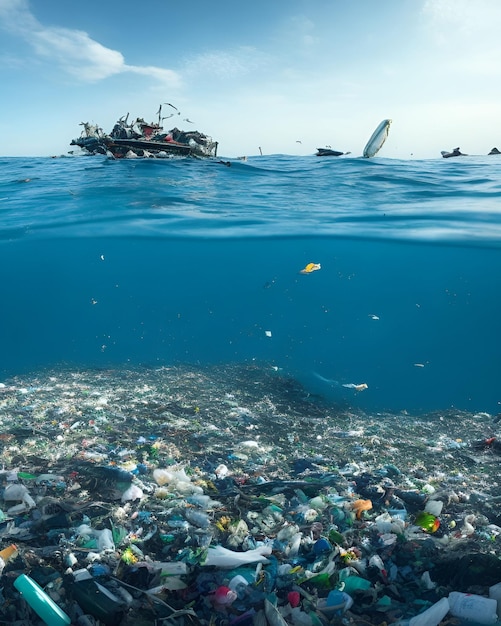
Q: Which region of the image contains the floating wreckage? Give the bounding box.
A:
[441,147,501,158]
[441,147,466,159]
[316,118,392,158]
[362,118,392,158]
[315,148,346,157]
[71,104,218,159]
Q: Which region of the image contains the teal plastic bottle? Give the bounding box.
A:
[14,574,71,626]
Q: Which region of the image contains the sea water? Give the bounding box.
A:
[0,153,500,414]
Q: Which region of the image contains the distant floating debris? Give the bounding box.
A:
[441,147,466,158]
[315,148,345,157]
[363,119,392,158]
[441,147,501,158]
[70,105,218,159]
[318,119,391,158]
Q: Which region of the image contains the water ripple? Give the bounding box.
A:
[1,154,500,246]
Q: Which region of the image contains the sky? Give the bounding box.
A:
[1,0,500,159]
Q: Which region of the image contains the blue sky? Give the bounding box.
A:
[1,0,500,158]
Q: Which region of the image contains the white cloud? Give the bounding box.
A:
[422,0,501,45]
[126,65,179,85]
[420,0,501,82]
[0,0,180,86]
[32,27,125,81]
[282,15,318,48]
[183,47,267,81]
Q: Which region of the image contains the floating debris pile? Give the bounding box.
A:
[71,105,218,159]
[0,364,500,625]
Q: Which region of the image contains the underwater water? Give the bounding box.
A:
[0,153,500,414]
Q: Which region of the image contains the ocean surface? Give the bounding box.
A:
[1,153,500,415]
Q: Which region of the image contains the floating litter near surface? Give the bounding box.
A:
[300,262,321,274]
[342,382,368,391]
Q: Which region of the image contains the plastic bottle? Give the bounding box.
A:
[448,591,498,625]
[408,597,449,626]
[3,483,36,514]
[14,574,71,626]
[96,528,115,551]
[489,582,501,619]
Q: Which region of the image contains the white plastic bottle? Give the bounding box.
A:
[489,582,501,619]
[408,597,450,626]
[448,591,498,625]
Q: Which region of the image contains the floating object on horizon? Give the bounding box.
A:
[441,147,466,158]
[363,119,392,158]
[316,147,345,157]
[70,106,218,159]
[300,262,321,274]
[441,147,500,157]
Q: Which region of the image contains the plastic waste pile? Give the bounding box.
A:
[0,364,500,625]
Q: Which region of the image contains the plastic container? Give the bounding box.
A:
[70,577,124,625]
[228,573,249,599]
[489,582,501,619]
[341,574,372,595]
[14,574,71,626]
[0,543,18,575]
[424,499,444,517]
[316,589,354,616]
[0,543,18,560]
[448,591,498,625]
[408,597,449,626]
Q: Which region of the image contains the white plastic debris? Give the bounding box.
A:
[202,544,272,568]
